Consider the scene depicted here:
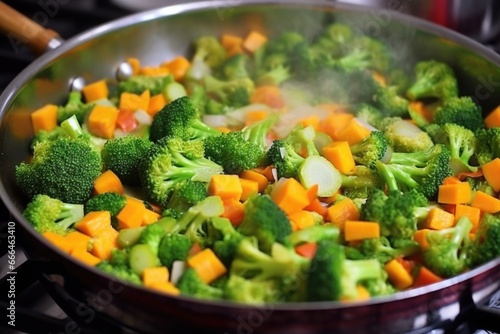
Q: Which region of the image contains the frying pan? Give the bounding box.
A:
[0,1,500,333]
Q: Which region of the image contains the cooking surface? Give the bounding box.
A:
[1,1,500,333]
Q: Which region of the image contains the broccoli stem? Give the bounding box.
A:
[61,115,84,139]
[57,203,85,230]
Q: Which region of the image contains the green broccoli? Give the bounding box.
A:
[117,74,174,96]
[475,127,500,166]
[406,60,459,101]
[467,213,500,267]
[23,194,84,235]
[465,176,496,197]
[310,23,354,60]
[307,240,384,301]
[387,68,411,95]
[176,268,224,300]
[210,217,246,267]
[185,36,227,84]
[346,236,420,264]
[164,179,207,214]
[30,126,69,152]
[224,275,281,304]
[149,96,220,142]
[284,224,340,247]
[354,103,384,128]
[158,233,193,269]
[375,144,453,198]
[139,137,223,205]
[241,113,279,151]
[433,96,483,132]
[218,53,251,80]
[381,117,434,153]
[349,36,390,73]
[341,166,383,193]
[96,249,141,284]
[266,139,305,178]
[284,124,319,157]
[138,222,167,255]
[373,86,410,118]
[57,91,94,124]
[349,131,389,168]
[84,192,127,228]
[360,188,431,240]
[429,123,478,174]
[423,216,473,277]
[237,194,292,253]
[204,75,254,108]
[101,135,153,185]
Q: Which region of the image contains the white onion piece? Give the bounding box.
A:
[134,109,152,126]
[202,114,227,128]
[271,168,278,182]
[381,145,393,164]
[92,98,115,107]
[170,261,186,285]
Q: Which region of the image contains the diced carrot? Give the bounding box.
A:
[413,229,431,251]
[87,105,119,139]
[31,104,58,135]
[142,209,160,226]
[457,169,483,181]
[372,71,387,87]
[239,178,259,202]
[90,227,118,260]
[304,198,328,218]
[240,169,269,193]
[252,166,275,182]
[242,31,267,53]
[187,248,227,284]
[288,210,316,230]
[408,101,433,123]
[385,259,414,290]
[119,92,146,112]
[139,66,170,76]
[221,198,245,226]
[93,170,124,195]
[82,80,109,102]
[413,266,443,288]
[335,119,371,146]
[294,242,318,259]
[484,105,500,128]
[227,44,245,57]
[454,205,480,233]
[327,198,359,231]
[116,108,137,132]
[221,34,243,51]
[161,56,190,81]
[250,86,285,108]
[143,266,169,287]
[117,197,146,230]
[189,243,202,257]
[245,110,268,126]
[147,281,180,295]
[437,182,472,204]
[319,113,354,140]
[423,207,455,230]
[442,204,457,215]
[65,231,91,252]
[208,174,242,201]
[127,57,140,75]
[75,211,112,237]
[270,177,310,215]
[322,141,356,174]
[471,190,500,213]
[147,93,167,117]
[344,220,380,241]
[482,158,500,192]
[306,184,319,204]
[298,115,320,130]
[43,232,72,253]
[70,248,101,266]
[442,176,461,185]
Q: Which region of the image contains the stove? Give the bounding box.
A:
[0,1,500,334]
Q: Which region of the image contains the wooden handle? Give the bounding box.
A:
[0,1,61,55]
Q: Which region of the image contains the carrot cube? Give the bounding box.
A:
[208,174,242,201]
[42,232,72,253]
[143,266,169,287]
[82,79,109,102]
[322,141,355,173]
[65,231,91,252]
[335,119,371,146]
[484,105,500,128]
[239,178,259,202]
[90,227,118,260]
[454,205,480,233]
[319,113,354,140]
[242,31,267,53]
[161,56,191,81]
[93,170,124,195]
[327,198,359,231]
[117,197,146,229]
[344,220,380,241]
[88,105,119,139]
[270,177,310,215]
[187,248,227,284]
[147,282,180,296]
[75,211,112,237]
[385,259,414,290]
[147,93,167,117]
[240,169,268,193]
[70,248,101,266]
[482,158,500,192]
[471,190,500,213]
[437,182,472,204]
[142,209,160,226]
[288,210,316,230]
[221,198,245,226]
[423,207,455,230]
[31,104,58,135]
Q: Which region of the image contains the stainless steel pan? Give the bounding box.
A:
[0,1,499,333]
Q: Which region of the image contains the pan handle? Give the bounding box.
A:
[0,1,63,55]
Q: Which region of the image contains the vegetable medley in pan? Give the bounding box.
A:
[16,23,500,303]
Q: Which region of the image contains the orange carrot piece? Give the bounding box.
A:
[437,182,472,204]
[484,105,500,128]
[423,207,455,230]
[119,92,144,112]
[245,110,268,126]
[227,43,245,57]
[43,232,72,253]
[344,221,380,241]
[75,211,112,237]
[65,231,91,252]
[117,197,146,230]
[322,141,356,174]
[327,198,359,231]
[304,198,328,218]
[288,210,316,230]
[147,93,167,117]
[90,227,118,260]
[147,281,180,295]
[70,248,101,266]
[189,243,202,257]
[471,190,500,213]
[385,259,414,290]
[335,119,371,146]
[221,34,243,51]
[442,176,461,185]
[82,80,109,102]
[161,56,190,81]
[306,184,319,204]
[294,242,318,259]
[187,248,227,284]
[413,266,443,288]
[116,108,138,132]
[372,71,387,87]
[239,178,259,202]
[408,101,433,123]
[242,31,267,53]
[250,86,285,109]
[457,169,483,181]
[413,229,431,251]
[252,166,275,182]
[93,170,124,195]
[208,174,242,201]
[270,177,310,215]
[298,115,320,130]
[31,104,58,135]
[139,66,170,76]
[143,266,169,287]
[454,205,480,233]
[221,198,245,226]
[88,105,119,139]
[482,158,500,192]
[240,170,269,193]
[127,57,140,75]
[319,113,354,140]
[142,209,160,226]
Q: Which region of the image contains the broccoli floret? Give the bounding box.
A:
[354,103,384,128]
[284,124,319,157]
[266,139,305,178]
[204,75,254,108]
[31,127,69,152]
[284,224,340,247]
[375,144,453,198]
[349,36,390,73]
[387,68,411,95]
[203,131,265,174]
[465,176,496,197]
[149,96,220,142]
[310,23,354,59]
[360,189,430,240]
[16,136,102,204]
[237,195,292,253]
[430,123,478,174]
[118,75,173,96]
[467,213,500,267]
[307,240,384,301]
[57,91,93,124]
[406,60,458,101]
[84,192,126,228]
[157,233,192,268]
[218,54,251,80]
[423,216,473,277]
[433,96,483,132]
[139,137,223,205]
[382,117,434,153]
[241,113,279,151]
[177,268,224,300]
[373,86,410,118]
[346,236,420,264]
[187,36,227,80]
[350,131,389,168]
[341,166,383,192]
[256,65,291,86]
[475,127,500,166]
[210,217,246,267]
[96,248,141,284]
[138,222,168,255]
[224,275,281,304]
[23,194,84,235]
[101,136,153,185]
[164,179,207,214]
